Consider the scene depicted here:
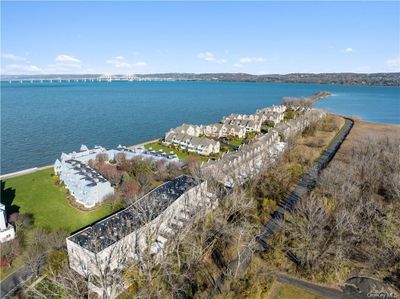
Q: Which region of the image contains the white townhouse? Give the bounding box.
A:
[224,124,246,138]
[255,105,286,124]
[164,132,220,156]
[0,203,15,243]
[55,145,184,208]
[258,104,286,114]
[67,176,212,298]
[167,124,204,137]
[275,109,327,140]
[204,123,246,139]
[204,123,225,138]
[261,111,285,125]
[202,129,281,187]
[223,113,262,122]
[223,118,262,133]
[54,157,114,209]
[203,108,327,187]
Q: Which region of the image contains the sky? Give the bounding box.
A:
[1,1,399,75]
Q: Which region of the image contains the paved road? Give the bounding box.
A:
[0,255,46,299]
[213,118,354,294]
[0,266,33,298]
[272,272,346,299]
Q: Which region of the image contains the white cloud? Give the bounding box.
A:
[198,52,215,61]
[1,53,26,61]
[2,64,43,74]
[49,54,83,72]
[107,56,131,68]
[239,57,252,63]
[239,57,265,63]
[386,57,400,68]
[106,56,147,69]
[55,54,81,63]
[47,63,82,71]
[134,61,147,67]
[233,63,243,68]
[197,52,227,64]
[344,48,354,53]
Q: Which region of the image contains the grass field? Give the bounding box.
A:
[223,137,244,147]
[144,141,210,162]
[1,168,117,233]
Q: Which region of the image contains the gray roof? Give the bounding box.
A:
[171,133,218,147]
[68,175,201,253]
[66,159,108,184]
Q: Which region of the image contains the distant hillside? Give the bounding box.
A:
[2,72,399,86]
[136,72,400,86]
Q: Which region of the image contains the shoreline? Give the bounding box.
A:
[2,118,399,181]
[0,138,161,180]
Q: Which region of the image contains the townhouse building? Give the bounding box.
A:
[67,176,212,298]
[164,132,220,156]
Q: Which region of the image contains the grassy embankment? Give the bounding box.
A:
[256,114,345,220]
[269,281,325,299]
[0,168,118,280]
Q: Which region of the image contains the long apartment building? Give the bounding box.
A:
[66,175,212,297]
[163,124,221,156]
[204,123,246,138]
[222,117,263,133]
[202,130,281,186]
[54,145,114,208]
[55,145,182,208]
[255,104,287,124]
[164,132,220,156]
[163,104,287,156]
[275,108,327,140]
[202,108,327,186]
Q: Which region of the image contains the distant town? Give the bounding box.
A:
[2,72,399,86]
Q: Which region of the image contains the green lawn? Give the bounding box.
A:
[1,168,117,233]
[144,141,210,162]
[223,137,244,147]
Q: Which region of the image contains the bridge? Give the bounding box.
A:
[2,74,138,84]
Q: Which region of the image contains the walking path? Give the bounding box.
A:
[270,272,345,299]
[0,165,53,180]
[213,118,354,293]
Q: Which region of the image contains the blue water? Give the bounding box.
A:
[1,81,399,174]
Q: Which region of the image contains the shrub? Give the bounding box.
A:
[284,110,295,120]
[46,250,68,275]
